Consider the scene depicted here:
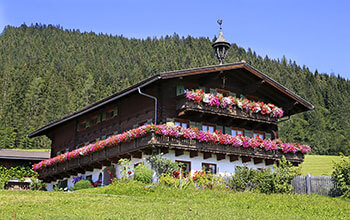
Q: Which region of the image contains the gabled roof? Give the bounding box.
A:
[28,62,314,138]
[0,149,50,161]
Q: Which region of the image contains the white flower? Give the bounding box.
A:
[237,101,242,109]
[223,97,231,105]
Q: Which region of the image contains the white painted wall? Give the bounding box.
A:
[46,150,273,191]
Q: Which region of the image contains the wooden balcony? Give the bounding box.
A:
[38,132,304,182]
[176,96,278,125]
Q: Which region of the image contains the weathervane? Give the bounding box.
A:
[212,19,231,65]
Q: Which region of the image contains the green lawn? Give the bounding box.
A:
[0,182,350,219]
[300,155,342,176]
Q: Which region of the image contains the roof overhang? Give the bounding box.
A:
[28,62,314,138]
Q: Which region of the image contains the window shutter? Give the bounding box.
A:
[265,133,271,140]
[199,86,206,92]
[224,127,231,134]
[96,114,101,123]
[133,124,138,129]
[189,121,196,128]
[196,122,202,130]
[176,84,185,96]
[102,112,106,121]
[114,131,119,135]
[210,88,217,94]
[245,130,253,137]
[113,108,118,117]
[166,118,174,123]
[240,94,246,99]
[86,120,90,128]
[216,125,223,133]
[101,135,106,140]
[147,119,153,124]
[229,92,236,97]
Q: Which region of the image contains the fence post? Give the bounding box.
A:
[305,173,312,194]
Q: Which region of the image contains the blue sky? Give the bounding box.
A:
[1,0,349,79]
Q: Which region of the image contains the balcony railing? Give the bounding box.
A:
[176,96,278,124]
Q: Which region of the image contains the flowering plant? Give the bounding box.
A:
[33,124,311,171]
[186,89,284,118]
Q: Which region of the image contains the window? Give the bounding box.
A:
[253,131,265,139]
[202,123,215,133]
[202,163,217,174]
[90,115,99,126]
[176,160,191,174]
[176,84,186,96]
[174,119,189,129]
[231,127,244,136]
[78,120,88,131]
[106,107,118,120]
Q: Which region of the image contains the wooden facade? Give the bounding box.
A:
[29,62,313,182]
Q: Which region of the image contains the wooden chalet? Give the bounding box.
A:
[28,24,313,189]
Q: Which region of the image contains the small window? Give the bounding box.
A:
[202,163,217,174]
[90,115,98,126]
[176,84,185,96]
[79,120,88,131]
[231,127,244,136]
[106,107,118,119]
[202,123,215,133]
[174,119,189,129]
[253,131,265,139]
[176,160,191,175]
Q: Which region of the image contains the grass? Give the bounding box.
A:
[300,155,342,176]
[0,181,350,219]
[6,148,51,152]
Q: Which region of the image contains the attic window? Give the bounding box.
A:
[106,107,118,119]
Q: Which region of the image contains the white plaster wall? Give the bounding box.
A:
[46,151,274,191]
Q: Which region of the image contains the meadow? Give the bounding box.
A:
[1,180,350,220]
[300,155,342,176]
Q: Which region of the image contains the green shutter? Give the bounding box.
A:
[224,127,232,135]
[216,125,223,133]
[114,131,119,135]
[133,124,138,129]
[245,130,253,137]
[113,108,118,117]
[86,120,90,128]
[199,86,206,92]
[229,92,236,97]
[196,122,202,130]
[101,135,106,140]
[176,84,185,96]
[210,88,217,94]
[265,133,271,140]
[97,114,101,123]
[102,112,106,121]
[189,121,196,128]
[240,94,246,99]
[166,118,174,123]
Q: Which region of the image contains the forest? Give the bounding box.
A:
[0,24,349,155]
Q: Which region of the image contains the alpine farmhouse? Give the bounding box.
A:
[29,24,313,190]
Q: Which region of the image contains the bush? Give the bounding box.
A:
[134,163,153,184]
[331,156,350,198]
[147,154,179,176]
[227,157,300,194]
[30,177,47,191]
[73,180,93,191]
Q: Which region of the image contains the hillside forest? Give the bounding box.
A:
[0,24,349,155]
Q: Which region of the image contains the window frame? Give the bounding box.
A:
[201,123,216,133]
[231,127,244,136]
[253,130,265,139]
[175,160,191,175]
[90,115,99,126]
[78,120,88,131]
[106,107,117,120]
[202,163,217,174]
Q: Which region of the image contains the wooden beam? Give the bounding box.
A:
[241,156,251,163]
[253,158,264,164]
[175,149,184,156]
[203,152,211,159]
[131,151,142,159]
[190,151,198,158]
[229,155,239,162]
[265,159,275,166]
[101,160,112,166]
[216,153,226,161]
[161,148,169,154]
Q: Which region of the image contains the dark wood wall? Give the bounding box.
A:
[49,69,284,156]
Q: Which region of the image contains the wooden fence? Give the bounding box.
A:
[292,174,335,196]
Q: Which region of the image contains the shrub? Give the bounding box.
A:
[147,154,180,176]
[192,171,214,188]
[118,158,132,181]
[73,180,93,191]
[0,166,10,189]
[227,156,299,194]
[30,177,47,191]
[134,163,153,184]
[331,156,350,198]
